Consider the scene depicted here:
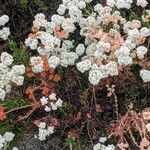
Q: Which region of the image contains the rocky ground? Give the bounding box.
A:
[18,134,63,150]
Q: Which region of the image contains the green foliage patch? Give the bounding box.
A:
[7,40,30,66]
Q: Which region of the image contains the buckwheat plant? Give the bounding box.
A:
[0,132,15,149]
[40,93,63,112]
[0,52,25,100]
[0,15,25,100]
[34,122,55,141]
[25,0,150,85]
[0,15,10,40]
[93,137,115,150]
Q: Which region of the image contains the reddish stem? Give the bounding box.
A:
[5,104,33,114]
[5,102,40,115]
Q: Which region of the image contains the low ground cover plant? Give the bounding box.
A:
[0,0,150,149]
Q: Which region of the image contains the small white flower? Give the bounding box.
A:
[62,18,76,33]
[12,76,24,86]
[140,70,150,83]
[44,106,51,112]
[48,56,60,69]
[37,47,47,56]
[78,1,86,9]
[67,52,78,66]
[76,44,85,56]
[38,128,47,141]
[105,144,115,150]
[124,39,136,50]
[12,147,19,150]
[140,27,150,37]
[49,93,57,100]
[25,38,38,50]
[1,52,13,66]
[0,81,4,89]
[51,14,64,26]
[0,15,9,26]
[62,40,74,50]
[30,56,43,66]
[96,41,111,52]
[68,5,82,22]
[106,0,115,7]
[32,64,43,73]
[60,59,69,67]
[51,102,58,110]
[0,27,10,40]
[99,137,107,143]
[11,65,25,75]
[116,0,132,9]
[34,13,45,20]
[56,98,63,107]
[0,134,5,144]
[115,46,130,57]
[106,62,118,76]
[2,72,13,84]
[0,63,8,74]
[77,59,91,73]
[57,4,66,15]
[118,55,133,65]
[98,65,108,78]
[137,0,148,8]
[0,134,6,150]
[3,132,15,142]
[89,69,103,85]
[39,122,46,129]
[136,46,147,59]
[142,10,150,22]
[0,88,6,100]
[36,124,55,141]
[93,143,101,150]
[94,4,103,12]
[47,126,55,134]
[40,96,48,105]
[86,16,96,27]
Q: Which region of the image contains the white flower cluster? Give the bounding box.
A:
[93,137,115,150]
[0,132,15,150]
[30,56,43,73]
[26,0,150,85]
[0,52,25,100]
[142,10,150,22]
[107,0,148,9]
[40,93,63,112]
[35,122,54,141]
[137,0,148,8]
[87,62,118,85]
[136,46,148,59]
[0,15,10,40]
[140,70,150,83]
[107,0,133,9]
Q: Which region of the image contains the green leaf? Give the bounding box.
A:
[7,40,30,66]
[1,99,29,111]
